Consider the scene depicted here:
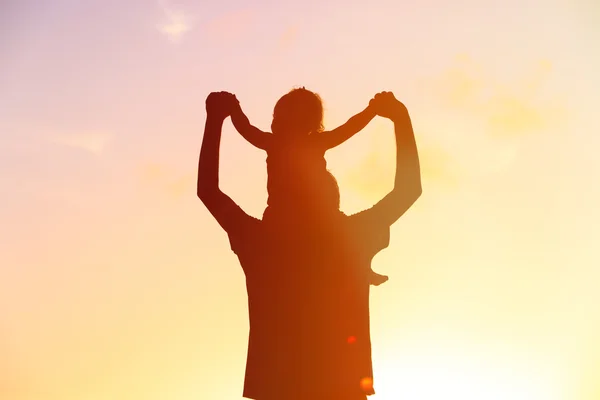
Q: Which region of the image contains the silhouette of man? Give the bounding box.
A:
[197,91,422,400]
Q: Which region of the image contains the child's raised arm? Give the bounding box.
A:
[230,99,273,151]
[318,102,376,150]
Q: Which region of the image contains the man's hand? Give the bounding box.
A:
[369,91,407,120]
[205,91,239,120]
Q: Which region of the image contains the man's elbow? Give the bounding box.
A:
[197,181,224,208]
[391,181,422,206]
[412,182,423,201]
[403,178,422,197]
[404,186,421,208]
[197,184,212,202]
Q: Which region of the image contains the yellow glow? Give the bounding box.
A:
[2,2,598,400]
[374,352,562,400]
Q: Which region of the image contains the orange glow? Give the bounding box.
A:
[360,377,374,393]
[2,2,598,400]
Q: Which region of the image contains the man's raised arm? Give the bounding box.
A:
[197,92,249,232]
[366,92,422,226]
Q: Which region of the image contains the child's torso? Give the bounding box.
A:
[266,135,327,205]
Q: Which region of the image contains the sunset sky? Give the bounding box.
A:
[1,1,599,399]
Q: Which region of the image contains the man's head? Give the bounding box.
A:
[309,169,341,212]
[271,87,324,136]
[264,169,341,223]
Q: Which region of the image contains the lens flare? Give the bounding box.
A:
[360,376,374,393]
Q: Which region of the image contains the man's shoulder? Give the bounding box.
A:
[344,209,371,225]
[226,213,266,256]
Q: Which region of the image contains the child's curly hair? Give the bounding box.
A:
[271,87,324,136]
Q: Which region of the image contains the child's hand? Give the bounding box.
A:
[205,91,238,120]
[229,94,243,115]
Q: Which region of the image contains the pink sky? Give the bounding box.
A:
[1,1,599,399]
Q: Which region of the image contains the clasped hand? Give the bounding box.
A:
[206,90,406,121]
[205,91,239,120]
[368,91,407,120]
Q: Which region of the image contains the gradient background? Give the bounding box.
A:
[1,1,599,399]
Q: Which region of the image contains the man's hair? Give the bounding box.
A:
[300,169,340,212]
[265,169,341,219]
[318,170,341,209]
[271,87,324,135]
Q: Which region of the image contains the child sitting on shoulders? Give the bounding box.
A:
[229,87,389,286]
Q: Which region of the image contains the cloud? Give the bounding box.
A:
[50,132,112,155]
[157,3,193,43]
[484,61,567,137]
[414,56,572,179]
[431,53,486,108]
[428,55,567,138]
[485,94,546,136]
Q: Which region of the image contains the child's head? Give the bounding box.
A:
[271,87,324,136]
